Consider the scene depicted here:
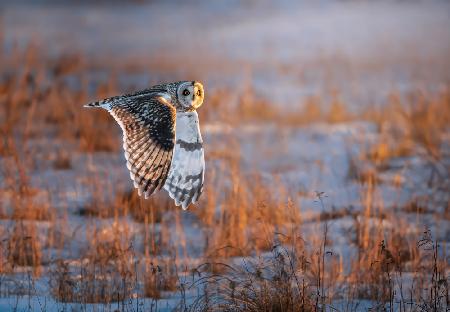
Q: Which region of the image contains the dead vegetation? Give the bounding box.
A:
[0,39,448,311]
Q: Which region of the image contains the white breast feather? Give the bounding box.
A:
[164,111,205,210]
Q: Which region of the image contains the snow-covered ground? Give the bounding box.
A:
[0,0,449,310]
[1,118,447,309]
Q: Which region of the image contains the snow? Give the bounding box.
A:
[0,0,448,309]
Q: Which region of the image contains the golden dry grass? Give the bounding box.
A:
[0,43,448,311]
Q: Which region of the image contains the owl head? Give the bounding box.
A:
[159,81,204,112]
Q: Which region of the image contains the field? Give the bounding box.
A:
[0,1,449,311]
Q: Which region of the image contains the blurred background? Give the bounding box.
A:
[0,0,449,310]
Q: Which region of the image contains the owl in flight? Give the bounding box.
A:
[84,81,205,210]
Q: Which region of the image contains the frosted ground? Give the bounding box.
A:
[0,0,449,310]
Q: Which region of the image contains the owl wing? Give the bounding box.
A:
[164,111,205,210]
[85,93,176,198]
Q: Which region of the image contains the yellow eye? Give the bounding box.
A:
[182,89,190,96]
[196,90,202,97]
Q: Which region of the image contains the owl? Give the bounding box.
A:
[84,81,205,210]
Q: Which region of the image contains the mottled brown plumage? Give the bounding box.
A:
[84,81,205,209]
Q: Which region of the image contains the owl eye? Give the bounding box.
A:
[182,89,190,96]
[196,90,202,97]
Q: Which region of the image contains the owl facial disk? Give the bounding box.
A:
[177,81,204,111]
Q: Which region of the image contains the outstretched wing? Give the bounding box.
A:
[164,111,205,210]
[86,93,176,198]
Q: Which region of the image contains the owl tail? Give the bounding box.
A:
[84,97,117,111]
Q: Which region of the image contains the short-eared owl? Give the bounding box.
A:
[84,81,205,210]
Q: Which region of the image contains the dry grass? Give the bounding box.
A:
[0,43,448,311]
[143,259,178,299]
[51,149,72,170]
[190,239,315,312]
[9,224,41,269]
[194,146,302,258]
[49,219,137,304]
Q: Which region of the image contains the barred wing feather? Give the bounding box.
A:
[86,94,176,198]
